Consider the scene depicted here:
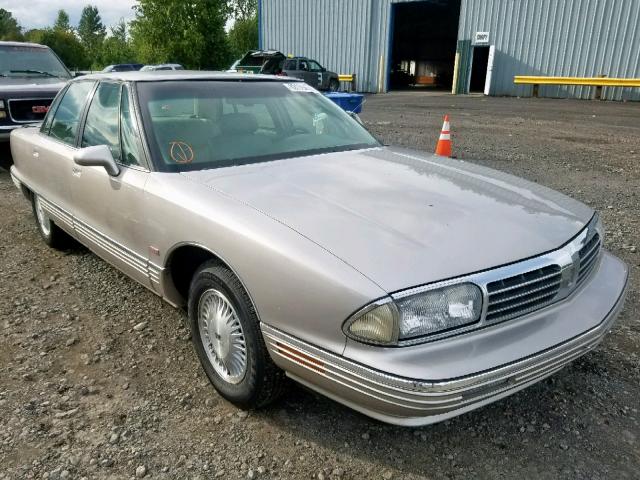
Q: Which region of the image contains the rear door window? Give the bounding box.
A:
[81,82,122,160]
[48,81,95,145]
[120,85,143,167]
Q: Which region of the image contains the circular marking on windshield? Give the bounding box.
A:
[169,141,194,164]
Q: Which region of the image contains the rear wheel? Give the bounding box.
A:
[328,78,340,92]
[32,194,72,249]
[189,262,286,408]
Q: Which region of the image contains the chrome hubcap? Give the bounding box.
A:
[34,196,51,236]
[198,289,247,384]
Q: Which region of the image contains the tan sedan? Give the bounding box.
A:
[10,72,628,425]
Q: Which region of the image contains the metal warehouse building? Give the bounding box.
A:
[259,0,640,100]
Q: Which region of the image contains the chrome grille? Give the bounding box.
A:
[486,264,562,323]
[577,232,601,285]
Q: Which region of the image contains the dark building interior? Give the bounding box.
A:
[389,0,462,91]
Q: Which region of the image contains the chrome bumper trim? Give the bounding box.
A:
[261,275,627,425]
[39,195,74,229]
[10,169,22,189]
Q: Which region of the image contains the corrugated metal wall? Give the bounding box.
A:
[459,0,640,100]
[261,0,640,100]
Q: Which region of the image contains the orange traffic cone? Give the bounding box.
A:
[435,115,452,157]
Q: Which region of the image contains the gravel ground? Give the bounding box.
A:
[1,93,638,480]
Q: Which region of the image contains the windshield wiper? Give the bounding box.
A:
[9,69,61,78]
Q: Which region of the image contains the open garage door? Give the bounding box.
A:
[388,0,462,91]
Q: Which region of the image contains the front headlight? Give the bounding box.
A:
[396,283,482,340]
[344,283,483,346]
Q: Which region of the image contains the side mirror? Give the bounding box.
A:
[73,145,120,176]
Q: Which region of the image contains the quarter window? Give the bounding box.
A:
[48,81,94,145]
[120,85,142,166]
[82,82,121,160]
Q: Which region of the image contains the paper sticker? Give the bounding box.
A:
[169,141,194,164]
[283,82,318,93]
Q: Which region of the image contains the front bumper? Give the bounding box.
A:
[262,252,628,426]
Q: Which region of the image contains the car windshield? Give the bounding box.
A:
[0,45,71,79]
[136,80,378,172]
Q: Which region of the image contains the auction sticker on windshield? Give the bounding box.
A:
[283,82,317,93]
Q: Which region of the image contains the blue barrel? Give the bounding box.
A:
[324,92,364,113]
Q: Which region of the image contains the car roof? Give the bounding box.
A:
[0,40,48,49]
[69,70,303,83]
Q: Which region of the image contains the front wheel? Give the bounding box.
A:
[328,78,340,92]
[189,262,286,408]
[32,194,72,249]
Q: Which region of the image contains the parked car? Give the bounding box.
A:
[9,72,628,426]
[102,64,143,72]
[234,50,285,74]
[0,41,71,143]
[281,57,340,91]
[140,64,184,71]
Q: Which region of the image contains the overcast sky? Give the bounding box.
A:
[1,0,137,31]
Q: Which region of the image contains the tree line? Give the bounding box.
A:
[0,0,258,71]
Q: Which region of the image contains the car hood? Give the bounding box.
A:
[0,77,67,96]
[181,147,593,293]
